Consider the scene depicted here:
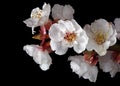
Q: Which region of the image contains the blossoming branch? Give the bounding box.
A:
[23,3,120,82]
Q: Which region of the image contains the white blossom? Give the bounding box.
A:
[68,55,98,82]
[114,18,120,40]
[49,19,88,55]
[84,19,117,56]
[23,3,51,34]
[23,44,52,71]
[52,4,74,20]
[98,51,120,77]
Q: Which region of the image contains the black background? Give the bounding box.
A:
[13,0,120,85]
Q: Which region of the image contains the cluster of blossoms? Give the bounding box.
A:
[23,3,120,82]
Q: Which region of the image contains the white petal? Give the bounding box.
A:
[50,40,68,55]
[33,49,52,71]
[52,4,74,20]
[117,33,120,40]
[58,20,75,32]
[40,63,49,71]
[49,23,65,41]
[107,23,114,39]
[83,66,98,82]
[86,39,95,51]
[38,3,51,26]
[68,55,80,63]
[94,45,107,56]
[63,5,74,20]
[98,51,120,77]
[52,4,64,20]
[38,16,48,25]
[110,64,120,77]
[114,18,120,32]
[73,42,86,54]
[23,44,39,57]
[70,61,80,75]
[50,40,56,51]
[86,32,107,56]
[57,20,68,33]
[71,19,83,33]
[42,3,51,17]
[32,49,43,64]
[42,3,47,9]
[73,25,88,53]
[63,20,75,32]
[84,24,93,38]
[91,19,109,33]
[103,41,110,49]
[23,44,52,71]
[109,29,117,46]
[32,48,47,64]
[99,57,113,72]
[23,18,39,27]
[79,31,88,43]
[68,55,98,82]
[69,56,88,76]
[77,35,86,44]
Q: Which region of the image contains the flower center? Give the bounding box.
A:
[31,10,42,19]
[64,32,76,43]
[94,32,106,45]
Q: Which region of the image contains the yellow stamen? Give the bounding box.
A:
[94,32,106,45]
[31,10,42,19]
[64,32,76,43]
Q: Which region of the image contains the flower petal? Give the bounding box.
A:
[63,5,74,20]
[52,4,64,20]
[86,39,95,51]
[58,20,75,32]
[42,3,51,17]
[94,45,107,56]
[109,29,117,46]
[49,23,65,41]
[52,4,74,20]
[110,64,120,77]
[117,33,120,40]
[23,44,52,71]
[68,56,88,76]
[103,41,110,49]
[71,19,83,33]
[50,40,68,55]
[23,45,39,57]
[88,42,106,56]
[107,23,114,39]
[23,18,39,27]
[98,51,120,77]
[40,63,50,71]
[74,33,88,53]
[68,55,98,82]
[38,16,48,25]
[91,19,109,33]
[70,61,81,75]
[84,24,93,39]
[83,66,98,82]
[74,43,85,54]
[114,18,120,32]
